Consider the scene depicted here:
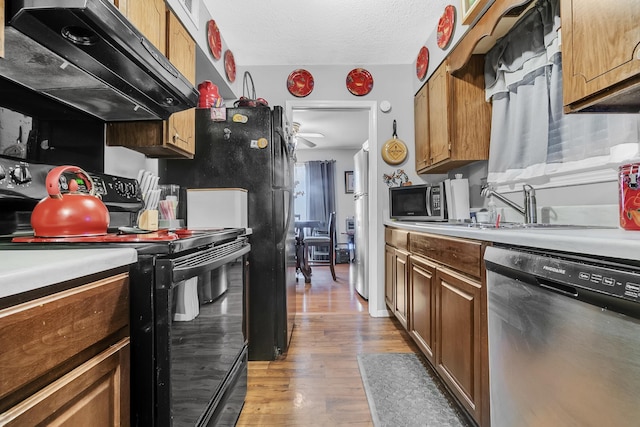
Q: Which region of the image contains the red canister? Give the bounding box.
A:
[197,81,222,108]
[618,163,640,230]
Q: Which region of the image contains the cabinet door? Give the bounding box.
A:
[165,11,196,156]
[394,249,409,329]
[119,0,166,54]
[561,0,640,112]
[0,274,129,405]
[435,266,482,424]
[428,63,450,166]
[0,338,130,426]
[409,256,436,364]
[414,84,429,172]
[385,244,395,310]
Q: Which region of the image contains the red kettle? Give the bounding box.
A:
[31,165,110,237]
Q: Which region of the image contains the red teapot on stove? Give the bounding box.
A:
[31,165,110,237]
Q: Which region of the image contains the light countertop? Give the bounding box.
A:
[0,248,138,299]
[385,219,640,262]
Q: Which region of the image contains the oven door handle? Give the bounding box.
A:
[170,244,251,285]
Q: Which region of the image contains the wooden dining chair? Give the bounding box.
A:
[304,212,336,281]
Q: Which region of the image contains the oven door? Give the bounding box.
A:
[154,238,250,426]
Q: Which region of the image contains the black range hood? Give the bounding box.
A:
[1,0,199,121]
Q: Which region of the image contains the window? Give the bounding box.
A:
[485,0,639,190]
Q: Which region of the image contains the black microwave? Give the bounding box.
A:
[389,184,447,221]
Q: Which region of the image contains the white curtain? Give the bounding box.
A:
[485,0,640,185]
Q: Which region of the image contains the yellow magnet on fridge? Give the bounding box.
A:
[257,138,268,148]
[232,114,248,123]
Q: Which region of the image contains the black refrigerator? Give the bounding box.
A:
[161,106,297,360]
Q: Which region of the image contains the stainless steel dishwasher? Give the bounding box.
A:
[484,245,640,427]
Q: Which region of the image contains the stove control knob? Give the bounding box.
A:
[11,164,31,184]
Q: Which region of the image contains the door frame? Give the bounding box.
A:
[285,100,382,317]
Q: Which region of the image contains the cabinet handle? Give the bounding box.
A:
[172,133,189,144]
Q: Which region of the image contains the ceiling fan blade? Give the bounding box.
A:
[297,137,316,148]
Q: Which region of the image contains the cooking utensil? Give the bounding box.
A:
[381,120,408,165]
[31,165,110,237]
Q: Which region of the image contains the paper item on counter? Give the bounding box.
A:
[450,174,470,220]
[444,179,454,221]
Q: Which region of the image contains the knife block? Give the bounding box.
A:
[138,210,158,231]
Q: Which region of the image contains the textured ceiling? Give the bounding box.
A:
[203,0,451,66]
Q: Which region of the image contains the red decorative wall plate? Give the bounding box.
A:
[207,20,222,60]
[346,68,373,96]
[287,69,314,97]
[437,5,456,49]
[224,50,236,83]
[416,46,429,80]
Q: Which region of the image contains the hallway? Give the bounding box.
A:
[236,263,420,426]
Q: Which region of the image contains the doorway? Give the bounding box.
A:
[286,100,382,317]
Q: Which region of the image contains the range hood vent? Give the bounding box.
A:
[1,0,199,121]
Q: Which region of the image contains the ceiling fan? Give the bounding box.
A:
[292,122,324,148]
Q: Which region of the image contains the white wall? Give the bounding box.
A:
[245,64,430,316]
[295,148,359,246]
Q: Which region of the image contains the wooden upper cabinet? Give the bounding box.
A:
[427,64,450,166]
[106,8,197,158]
[165,11,196,155]
[119,0,166,55]
[414,84,429,172]
[561,0,640,113]
[414,56,491,175]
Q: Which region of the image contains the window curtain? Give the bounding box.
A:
[485,0,640,185]
[305,160,336,225]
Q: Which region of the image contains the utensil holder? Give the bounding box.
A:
[138,209,158,231]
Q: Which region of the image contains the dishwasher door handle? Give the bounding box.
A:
[539,281,578,298]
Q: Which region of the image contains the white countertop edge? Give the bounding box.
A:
[384,219,640,262]
[0,248,138,299]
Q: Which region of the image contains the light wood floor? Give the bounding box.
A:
[236,263,420,426]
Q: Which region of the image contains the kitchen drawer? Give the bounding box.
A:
[0,273,129,403]
[410,232,482,279]
[385,227,409,251]
[0,337,130,426]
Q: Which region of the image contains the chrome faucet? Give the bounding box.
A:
[481,183,537,224]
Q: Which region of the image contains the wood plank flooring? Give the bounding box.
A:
[236,263,420,426]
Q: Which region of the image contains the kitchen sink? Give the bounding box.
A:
[416,221,616,230]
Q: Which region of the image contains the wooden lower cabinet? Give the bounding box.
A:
[386,226,489,426]
[435,266,482,423]
[409,255,436,364]
[385,244,395,310]
[384,242,409,330]
[0,272,130,426]
[394,248,409,329]
[0,338,130,426]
